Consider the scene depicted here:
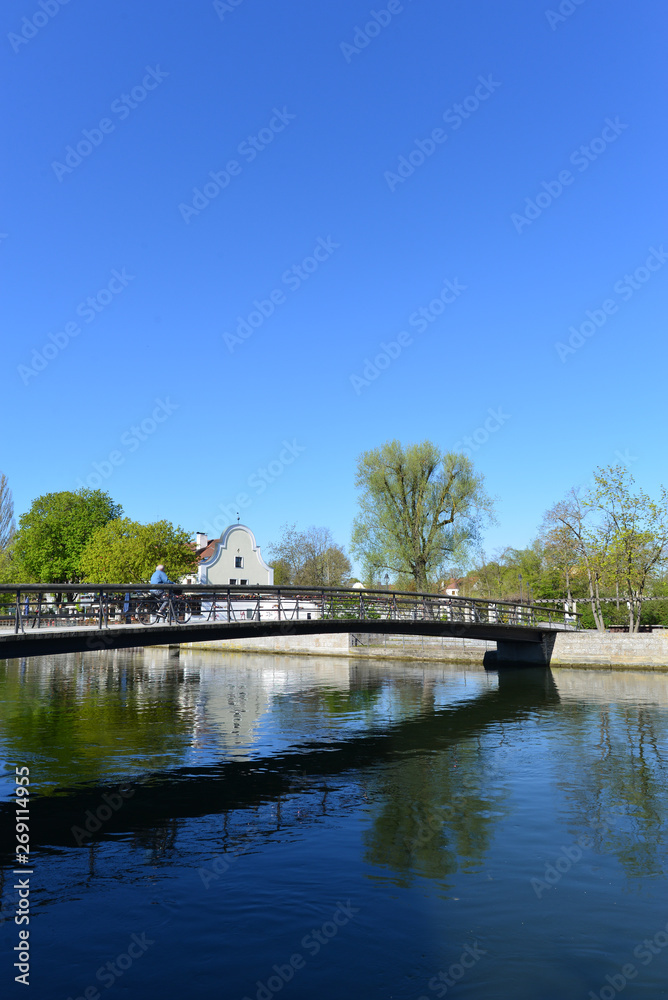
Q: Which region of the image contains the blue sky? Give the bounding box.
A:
[2,0,666,568]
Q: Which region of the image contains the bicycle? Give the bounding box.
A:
[135,593,192,625]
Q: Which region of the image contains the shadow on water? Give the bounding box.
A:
[0,653,560,863]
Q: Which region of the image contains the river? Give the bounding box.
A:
[1,648,667,999]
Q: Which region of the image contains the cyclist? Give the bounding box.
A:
[150,564,173,617]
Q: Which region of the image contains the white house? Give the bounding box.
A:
[195,525,274,587]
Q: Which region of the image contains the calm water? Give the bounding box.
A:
[2,649,668,1000]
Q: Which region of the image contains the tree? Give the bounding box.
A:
[0,472,18,583]
[351,440,494,591]
[540,522,580,603]
[79,519,198,583]
[268,524,352,586]
[541,467,668,631]
[0,471,15,550]
[13,489,123,583]
[542,487,609,630]
[588,465,668,631]
[268,557,292,586]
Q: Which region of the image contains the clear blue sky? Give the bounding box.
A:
[2,0,666,567]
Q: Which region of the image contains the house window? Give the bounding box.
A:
[235,556,243,569]
[240,579,248,586]
[229,578,237,585]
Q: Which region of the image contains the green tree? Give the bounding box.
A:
[79,518,198,583]
[268,524,352,586]
[269,557,292,585]
[542,468,668,631]
[588,465,668,631]
[351,440,494,591]
[13,489,123,583]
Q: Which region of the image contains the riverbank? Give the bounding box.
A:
[178,630,668,669]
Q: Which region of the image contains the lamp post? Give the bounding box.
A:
[518,573,523,602]
[384,573,389,590]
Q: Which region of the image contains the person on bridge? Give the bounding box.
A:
[150,564,173,617]
[150,564,173,586]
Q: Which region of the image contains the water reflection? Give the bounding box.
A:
[2,650,668,999]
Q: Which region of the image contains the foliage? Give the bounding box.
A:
[268,558,292,586]
[0,471,15,550]
[13,489,123,583]
[588,465,668,630]
[465,541,564,601]
[79,518,198,583]
[540,467,668,631]
[351,440,494,591]
[268,524,352,586]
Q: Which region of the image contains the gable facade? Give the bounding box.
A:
[197,524,274,587]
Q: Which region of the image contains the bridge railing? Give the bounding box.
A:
[0,583,580,635]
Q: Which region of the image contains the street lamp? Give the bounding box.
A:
[518,573,523,602]
[384,573,389,590]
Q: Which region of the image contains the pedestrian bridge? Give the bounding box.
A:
[0,584,578,664]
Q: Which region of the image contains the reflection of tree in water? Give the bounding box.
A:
[556,703,668,881]
[363,741,510,887]
[0,652,199,789]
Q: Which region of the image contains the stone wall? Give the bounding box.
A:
[179,629,668,669]
[551,630,668,669]
[179,632,496,662]
[179,632,352,656]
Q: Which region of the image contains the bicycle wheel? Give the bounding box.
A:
[174,600,192,625]
[136,600,158,625]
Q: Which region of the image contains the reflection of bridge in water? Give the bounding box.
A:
[0,584,579,663]
[0,658,560,863]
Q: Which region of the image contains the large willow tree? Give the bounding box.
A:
[351,440,494,591]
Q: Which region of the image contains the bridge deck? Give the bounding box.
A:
[0,584,578,660]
